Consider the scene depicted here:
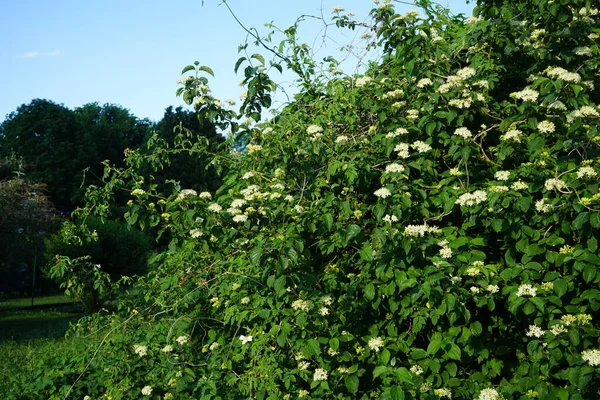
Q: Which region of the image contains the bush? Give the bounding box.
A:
[45,217,150,311]
[15,1,600,399]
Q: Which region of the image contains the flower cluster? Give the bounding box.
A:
[516,284,537,297]
[582,349,600,366]
[455,190,487,206]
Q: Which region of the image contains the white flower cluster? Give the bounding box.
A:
[582,349,600,366]
[291,299,311,311]
[544,66,581,83]
[406,109,419,120]
[550,324,567,336]
[208,203,222,213]
[141,386,153,396]
[247,144,262,154]
[476,388,504,400]
[404,223,440,237]
[383,214,398,223]
[500,129,523,143]
[455,190,488,206]
[395,143,410,158]
[386,127,408,138]
[511,87,539,102]
[537,120,556,133]
[544,178,567,191]
[454,127,473,139]
[411,141,431,153]
[416,78,433,88]
[368,336,385,352]
[177,189,197,199]
[190,229,203,238]
[239,335,253,344]
[374,187,392,198]
[516,284,537,297]
[511,180,528,191]
[355,76,373,87]
[410,365,424,375]
[535,198,551,213]
[176,335,189,345]
[438,239,452,258]
[133,344,147,357]
[385,163,405,173]
[199,191,211,199]
[526,325,545,338]
[313,368,328,381]
[577,166,597,179]
[494,171,510,181]
[335,135,349,143]
[486,285,500,294]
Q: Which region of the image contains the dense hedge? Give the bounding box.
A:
[9,1,600,399]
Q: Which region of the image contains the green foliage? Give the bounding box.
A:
[11,1,600,399]
[45,218,149,311]
[0,100,150,211]
[0,176,59,273]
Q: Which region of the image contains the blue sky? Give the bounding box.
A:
[0,0,473,123]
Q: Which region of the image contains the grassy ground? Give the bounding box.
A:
[0,307,89,395]
[0,293,75,311]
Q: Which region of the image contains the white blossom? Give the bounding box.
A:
[368,336,385,352]
[582,349,600,366]
[526,325,545,338]
[240,335,253,344]
[374,187,392,198]
[141,386,153,396]
[516,284,537,297]
[313,368,328,381]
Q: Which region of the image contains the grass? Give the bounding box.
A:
[0,307,90,396]
[0,293,76,311]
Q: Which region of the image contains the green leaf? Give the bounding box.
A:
[323,213,334,231]
[390,386,405,400]
[181,65,195,74]
[304,339,320,357]
[373,366,388,378]
[251,53,266,65]
[234,57,247,73]
[446,343,461,361]
[365,283,376,301]
[329,338,340,351]
[199,65,215,76]
[344,375,359,394]
[345,224,361,243]
[583,264,596,283]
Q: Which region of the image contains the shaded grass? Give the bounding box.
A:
[0,308,90,395]
[0,293,76,311]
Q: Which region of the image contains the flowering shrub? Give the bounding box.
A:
[11,0,600,399]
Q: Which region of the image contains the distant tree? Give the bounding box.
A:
[0,99,151,212]
[73,102,151,202]
[0,99,83,211]
[145,106,225,194]
[0,176,59,274]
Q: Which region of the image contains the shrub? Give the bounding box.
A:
[17,0,600,399]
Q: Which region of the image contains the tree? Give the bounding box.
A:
[0,100,151,212]
[142,106,225,195]
[0,99,83,211]
[0,176,59,276]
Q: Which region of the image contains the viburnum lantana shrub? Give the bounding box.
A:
[15,1,600,399]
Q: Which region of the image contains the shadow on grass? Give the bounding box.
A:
[0,305,85,341]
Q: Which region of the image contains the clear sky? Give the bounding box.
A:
[0,0,474,123]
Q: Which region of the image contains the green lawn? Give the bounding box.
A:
[0,293,76,311]
[0,308,89,396]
